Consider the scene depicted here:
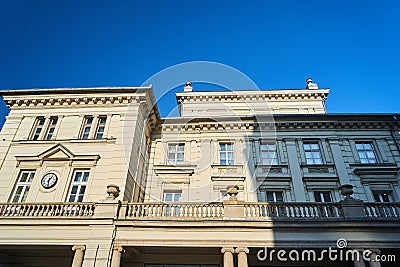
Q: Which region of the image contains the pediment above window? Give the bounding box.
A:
[15,143,100,167]
[153,164,195,176]
[351,163,399,176]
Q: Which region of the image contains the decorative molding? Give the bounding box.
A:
[5,95,145,109]
[15,143,100,167]
[351,163,400,176]
[153,165,195,176]
[160,120,393,132]
[176,89,330,102]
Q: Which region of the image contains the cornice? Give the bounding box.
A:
[161,120,393,132]
[4,95,147,109]
[176,89,330,102]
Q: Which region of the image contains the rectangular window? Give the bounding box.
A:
[163,191,182,202]
[373,191,393,203]
[219,143,234,165]
[167,144,185,165]
[266,191,284,202]
[31,117,45,140]
[356,142,378,164]
[10,171,35,203]
[220,191,230,201]
[80,117,93,139]
[260,143,278,165]
[303,142,323,164]
[67,170,90,202]
[95,116,107,139]
[163,191,182,216]
[45,117,58,140]
[314,191,332,202]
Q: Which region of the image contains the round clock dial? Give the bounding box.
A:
[41,173,58,189]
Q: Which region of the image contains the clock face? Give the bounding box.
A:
[41,173,58,189]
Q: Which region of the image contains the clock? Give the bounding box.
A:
[41,173,58,189]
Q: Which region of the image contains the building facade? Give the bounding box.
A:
[0,80,399,267]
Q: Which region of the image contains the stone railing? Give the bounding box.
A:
[0,202,96,217]
[125,202,224,219]
[244,202,343,219]
[1,200,399,220]
[364,202,400,218]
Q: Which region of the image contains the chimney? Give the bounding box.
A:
[184,81,193,92]
[306,78,318,90]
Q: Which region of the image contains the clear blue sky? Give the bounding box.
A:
[0,0,399,126]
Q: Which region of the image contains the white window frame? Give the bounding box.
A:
[313,191,333,202]
[95,116,107,139]
[80,116,93,139]
[219,142,234,165]
[31,117,46,140]
[220,190,230,201]
[356,142,378,164]
[10,171,35,203]
[163,191,182,202]
[45,117,58,140]
[303,142,324,164]
[67,170,90,202]
[266,190,284,202]
[260,142,279,165]
[167,144,185,165]
[373,191,394,203]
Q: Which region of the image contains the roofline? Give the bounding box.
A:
[0,86,153,96]
[175,88,330,97]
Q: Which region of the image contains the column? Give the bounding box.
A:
[235,247,249,267]
[71,245,85,267]
[111,246,124,267]
[221,247,234,267]
[285,139,307,201]
[329,139,351,185]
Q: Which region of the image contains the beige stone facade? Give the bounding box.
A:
[0,82,399,267]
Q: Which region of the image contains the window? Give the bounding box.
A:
[356,142,378,164]
[31,117,45,140]
[266,191,284,202]
[80,117,93,139]
[67,170,90,202]
[163,191,182,216]
[373,191,393,203]
[260,143,278,165]
[220,191,230,201]
[163,191,182,202]
[303,142,323,164]
[10,171,35,203]
[219,143,234,165]
[314,191,332,202]
[167,144,185,165]
[45,117,58,140]
[95,116,107,139]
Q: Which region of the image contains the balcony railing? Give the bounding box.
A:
[126,202,224,219]
[364,202,400,218]
[0,202,96,217]
[1,201,400,220]
[244,202,343,219]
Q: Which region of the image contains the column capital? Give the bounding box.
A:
[72,245,86,252]
[221,247,235,254]
[113,246,124,253]
[235,247,249,254]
